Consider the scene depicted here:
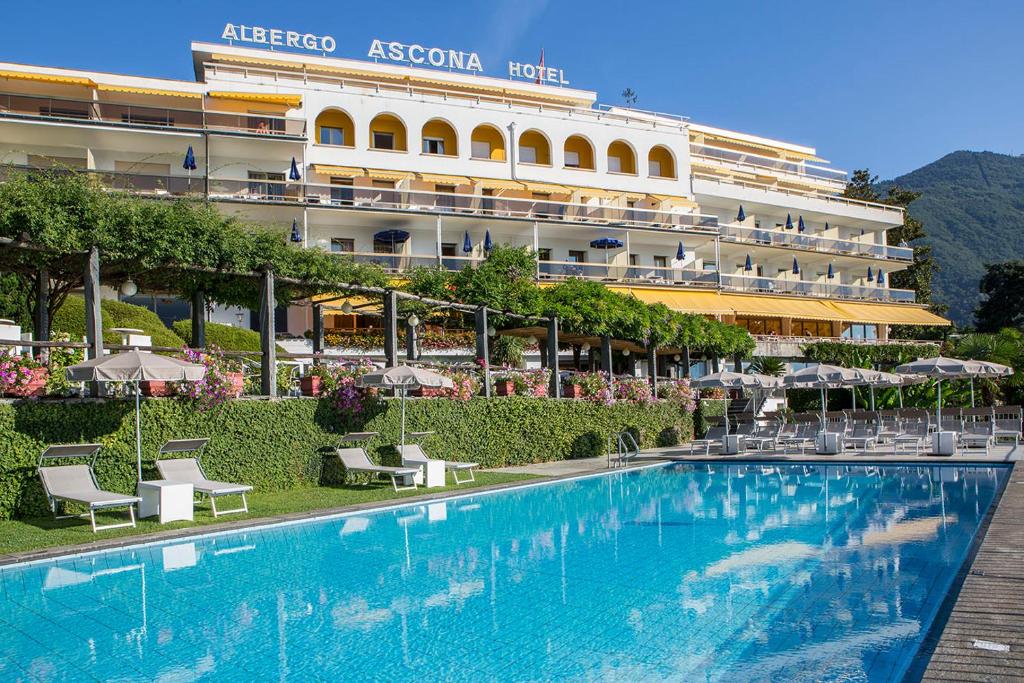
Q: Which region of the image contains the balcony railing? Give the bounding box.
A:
[538,260,719,287]
[210,179,720,232]
[719,273,916,303]
[349,252,482,272]
[719,223,913,262]
[0,92,306,137]
[690,143,847,189]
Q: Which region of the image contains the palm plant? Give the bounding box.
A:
[747,356,786,376]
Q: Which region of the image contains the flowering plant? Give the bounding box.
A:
[0,349,43,393]
[44,332,84,396]
[174,345,240,410]
[328,359,378,418]
[493,367,550,397]
[614,377,655,404]
[700,387,726,400]
[565,372,614,404]
[437,367,480,401]
[657,379,697,412]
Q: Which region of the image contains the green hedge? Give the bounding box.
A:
[171,319,286,354]
[52,295,186,348]
[0,396,693,520]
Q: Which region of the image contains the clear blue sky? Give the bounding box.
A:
[3,0,1022,178]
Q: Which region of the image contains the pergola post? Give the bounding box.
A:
[259,268,276,397]
[475,307,490,397]
[601,334,613,391]
[647,345,658,394]
[733,354,742,373]
[539,339,548,368]
[312,303,324,365]
[547,316,560,398]
[191,290,206,349]
[681,347,691,378]
[383,290,398,368]
[711,356,720,373]
[625,351,636,375]
[33,268,49,360]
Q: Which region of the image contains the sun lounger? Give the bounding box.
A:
[690,425,726,455]
[993,406,1022,445]
[745,419,781,450]
[398,444,479,484]
[778,422,818,454]
[37,444,141,532]
[336,447,419,492]
[156,439,253,517]
[893,421,930,455]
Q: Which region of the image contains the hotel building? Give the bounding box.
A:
[0,38,948,359]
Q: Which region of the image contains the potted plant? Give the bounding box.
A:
[300,365,333,396]
[0,350,48,398]
[562,374,585,399]
[492,372,517,396]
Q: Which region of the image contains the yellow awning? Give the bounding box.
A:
[831,302,950,326]
[649,194,700,208]
[417,173,471,185]
[309,164,365,177]
[568,186,619,199]
[699,133,825,162]
[520,181,569,194]
[211,53,305,70]
[471,177,524,191]
[97,84,201,99]
[613,288,735,316]
[208,91,302,108]
[0,70,94,87]
[311,294,381,313]
[365,168,415,182]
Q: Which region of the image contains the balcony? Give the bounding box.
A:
[349,252,481,272]
[719,223,913,262]
[0,92,306,138]
[718,273,916,303]
[209,180,721,233]
[690,143,847,191]
[538,260,719,288]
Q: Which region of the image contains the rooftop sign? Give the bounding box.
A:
[221,23,336,53]
[367,39,483,73]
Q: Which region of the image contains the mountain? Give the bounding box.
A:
[878,151,1024,327]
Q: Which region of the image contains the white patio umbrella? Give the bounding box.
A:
[782,364,860,426]
[690,370,762,435]
[65,350,206,481]
[848,368,907,411]
[893,356,1013,422]
[964,360,1014,407]
[357,365,454,451]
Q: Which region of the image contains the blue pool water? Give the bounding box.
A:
[0,463,1007,682]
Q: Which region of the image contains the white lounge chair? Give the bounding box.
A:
[336,447,419,492]
[156,439,252,517]
[690,425,727,455]
[37,444,141,532]
[893,420,930,455]
[398,444,478,484]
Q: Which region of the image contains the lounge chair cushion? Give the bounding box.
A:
[398,445,478,470]
[337,448,418,476]
[38,465,140,509]
[156,458,252,495]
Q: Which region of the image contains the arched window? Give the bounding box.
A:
[368,113,407,151]
[607,140,637,175]
[563,135,595,170]
[315,108,354,147]
[421,119,458,156]
[471,124,506,161]
[518,129,551,166]
[648,145,676,179]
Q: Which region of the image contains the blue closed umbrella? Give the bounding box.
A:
[785,214,793,230]
[290,218,302,243]
[827,263,834,279]
[877,270,885,285]
[798,215,806,232]
[744,254,752,272]
[484,230,493,251]
[867,267,874,282]
[289,157,301,181]
[373,229,410,243]
[824,222,830,231]
[182,145,197,171]
[676,241,686,261]
[792,257,800,275]
[462,230,472,253]
[589,238,624,249]
[736,205,746,223]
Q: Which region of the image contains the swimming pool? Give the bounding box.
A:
[0,463,1007,682]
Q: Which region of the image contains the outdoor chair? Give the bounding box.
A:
[876,410,901,444]
[690,424,727,455]
[398,444,479,485]
[993,405,1022,445]
[959,409,995,455]
[893,420,930,455]
[745,418,782,451]
[37,444,141,533]
[336,447,419,492]
[156,439,253,517]
[778,420,818,455]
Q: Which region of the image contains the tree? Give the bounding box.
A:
[953,327,1024,405]
[844,168,947,338]
[975,260,1024,332]
[0,168,387,336]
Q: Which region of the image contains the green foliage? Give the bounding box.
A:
[51,295,186,348]
[975,260,1024,332]
[0,272,31,327]
[171,319,286,354]
[953,327,1024,405]
[748,356,786,376]
[801,340,940,368]
[873,151,1024,326]
[452,245,542,318]
[0,396,693,520]
[491,334,526,367]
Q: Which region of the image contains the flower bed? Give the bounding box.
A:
[0,350,47,398]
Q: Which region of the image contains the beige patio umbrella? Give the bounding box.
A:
[357,365,454,450]
[782,364,860,425]
[65,350,206,481]
[690,370,763,435]
[893,356,1013,422]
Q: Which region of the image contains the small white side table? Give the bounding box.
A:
[932,431,957,456]
[138,480,194,523]
[721,434,745,455]
[816,432,844,455]
[422,460,446,488]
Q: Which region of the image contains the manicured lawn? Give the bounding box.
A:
[0,472,536,557]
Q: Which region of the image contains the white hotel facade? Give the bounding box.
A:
[0,35,948,356]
